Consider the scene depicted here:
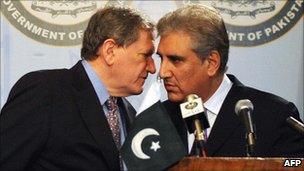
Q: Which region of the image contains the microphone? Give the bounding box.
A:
[180,94,210,156]
[286,116,304,134]
[235,99,255,157]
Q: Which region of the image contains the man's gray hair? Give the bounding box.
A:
[157,5,229,74]
[81,6,154,60]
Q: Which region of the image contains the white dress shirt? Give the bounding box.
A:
[188,74,233,153]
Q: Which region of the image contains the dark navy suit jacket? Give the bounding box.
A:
[0,61,136,170]
[164,74,304,157]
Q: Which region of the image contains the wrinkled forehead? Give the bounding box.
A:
[157,31,192,52]
[132,29,155,52]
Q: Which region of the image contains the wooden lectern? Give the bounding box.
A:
[169,157,303,171]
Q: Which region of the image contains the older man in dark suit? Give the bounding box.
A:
[157,5,303,157]
[0,7,156,170]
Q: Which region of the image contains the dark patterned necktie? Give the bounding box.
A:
[105,96,120,148]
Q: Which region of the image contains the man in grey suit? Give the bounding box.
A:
[157,5,303,157]
[0,6,156,170]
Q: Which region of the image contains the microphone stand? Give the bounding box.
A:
[246,132,255,157]
[235,99,256,157]
[181,94,210,157]
[194,119,207,157]
[241,109,256,157]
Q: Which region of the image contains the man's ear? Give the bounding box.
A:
[101,38,117,66]
[206,50,221,76]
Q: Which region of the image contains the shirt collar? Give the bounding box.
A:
[81,60,109,105]
[204,74,233,115]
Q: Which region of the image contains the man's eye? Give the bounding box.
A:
[169,57,182,63]
[144,54,151,58]
[139,53,151,58]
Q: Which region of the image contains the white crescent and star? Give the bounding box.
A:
[131,128,161,159]
[150,141,161,152]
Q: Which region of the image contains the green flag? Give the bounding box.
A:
[121,101,187,171]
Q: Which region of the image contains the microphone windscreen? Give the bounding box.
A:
[235,99,253,115]
[286,116,304,134]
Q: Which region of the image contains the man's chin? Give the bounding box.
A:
[168,93,184,102]
[131,87,143,95]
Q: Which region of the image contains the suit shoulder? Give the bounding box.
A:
[242,86,290,106]
[17,69,69,85]
[17,69,68,83]
[6,69,69,100]
[241,85,299,119]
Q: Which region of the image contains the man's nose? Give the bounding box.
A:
[159,59,171,79]
[146,57,156,74]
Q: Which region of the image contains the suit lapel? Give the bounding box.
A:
[164,101,189,149]
[70,61,119,170]
[205,75,244,156]
[118,98,136,133]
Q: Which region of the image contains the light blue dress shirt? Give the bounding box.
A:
[81,60,126,146]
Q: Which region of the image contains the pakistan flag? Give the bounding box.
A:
[121,101,187,171]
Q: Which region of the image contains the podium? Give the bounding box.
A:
[169,157,303,171]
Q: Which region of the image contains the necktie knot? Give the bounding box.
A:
[106,96,118,111]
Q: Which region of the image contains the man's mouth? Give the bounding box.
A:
[164,83,176,90]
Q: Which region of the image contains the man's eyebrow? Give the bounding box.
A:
[139,47,155,56]
[155,53,184,60]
